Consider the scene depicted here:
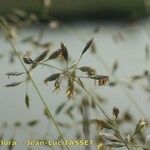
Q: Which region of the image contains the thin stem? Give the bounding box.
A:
[75,78,130,150]
[31,78,69,149]
[37,62,63,71]
[78,76,91,79]
[0,22,70,150]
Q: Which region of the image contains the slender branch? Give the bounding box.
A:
[0,22,70,150]
[36,62,63,71]
[74,78,130,150]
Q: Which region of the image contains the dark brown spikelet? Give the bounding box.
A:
[79,66,96,76]
[44,73,60,84]
[6,72,24,78]
[27,120,39,127]
[34,49,50,62]
[23,56,33,64]
[81,38,94,56]
[98,76,109,86]
[25,94,30,108]
[113,107,120,118]
[5,81,22,87]
[90,75,109,85]
[61,42,68,61]
[47,49,62,60]
[29,50,50,71]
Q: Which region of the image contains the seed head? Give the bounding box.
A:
[112,107,120,118]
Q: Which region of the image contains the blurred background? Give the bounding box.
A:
[0,0,150,19]
[0,0,150,150]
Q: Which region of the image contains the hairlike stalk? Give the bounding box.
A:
[0,22,70,150]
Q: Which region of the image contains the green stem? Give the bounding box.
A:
[37,62,63,71]
[0,22,70,150]
[75,78,130,150]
